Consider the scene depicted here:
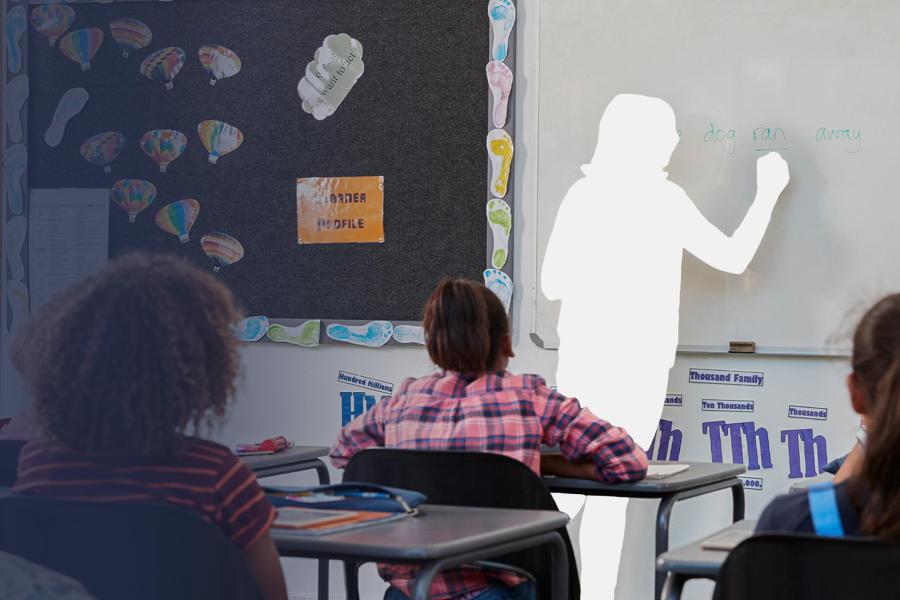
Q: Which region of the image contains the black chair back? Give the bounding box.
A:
[344,448,579,600]
[0,495,262,600]
[714,533,900,599]
[0,440,27,486]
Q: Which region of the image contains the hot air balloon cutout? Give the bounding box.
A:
[140,47,186,90]
[111,179,156,223]
[110,17,152,58]
[140,129,187,172]
[201,232,244,272]
[30,3,75,47]
[197,120,243,164]
[156,199,200,243]
[198,44,242,86]
[80,132,125,173]
[60,28,104,71]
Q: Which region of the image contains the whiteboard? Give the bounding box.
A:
[534,0,899,354]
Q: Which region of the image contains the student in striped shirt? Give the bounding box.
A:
[331,278,648,600]
[11,253,287,600]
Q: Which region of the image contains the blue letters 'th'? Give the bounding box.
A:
[341,391,376,425]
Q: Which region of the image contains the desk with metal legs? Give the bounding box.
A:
[273,505,570,600]
[241,446,331,600]
[545,461,746,600]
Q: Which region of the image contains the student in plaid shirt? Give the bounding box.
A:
[331,278,648,600]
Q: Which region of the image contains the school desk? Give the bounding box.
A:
[544,461,746,599]
[239,445,331,482]
[656,519,757,600]
[788,471,833,493]
[272,504,570,600]
[240,445,331,600]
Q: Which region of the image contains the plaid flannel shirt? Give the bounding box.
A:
[331,370,648,600]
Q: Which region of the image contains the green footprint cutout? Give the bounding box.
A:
[266,320,321,347]
[487,198,512,269]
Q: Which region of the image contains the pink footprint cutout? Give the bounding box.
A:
[486,61,513,129]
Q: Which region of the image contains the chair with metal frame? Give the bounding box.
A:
[0,495,262,600]
[343,448,579,600]
[0,439,26,486]
[713,533,900,600]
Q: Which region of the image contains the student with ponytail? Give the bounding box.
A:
[757,293,900,537]
[331,277,648,600]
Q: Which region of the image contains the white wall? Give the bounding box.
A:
[220,2,858,598]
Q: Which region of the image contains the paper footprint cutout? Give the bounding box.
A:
[486,61,513,128]
[4,145,27,216]
[45,88,89,148]
[488,0,516,61]
[297,34,365,120]
[267,320,321,347]
[326,321,392,348]
[484,268,513,313]
[5,216,27,282]
[487,198,512,269]
[487,129,514,198]
[235,315,269,342]
[4,75,29,144]
[5,6,26,74]
[7,281,28,335]
[392,325,425,345]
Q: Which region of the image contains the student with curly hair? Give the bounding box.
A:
[11,253,287,600]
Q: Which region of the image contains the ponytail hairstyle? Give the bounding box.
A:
[422,278,510,373]
[848,293,900,538]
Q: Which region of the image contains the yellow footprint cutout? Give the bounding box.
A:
[487,129,513,198]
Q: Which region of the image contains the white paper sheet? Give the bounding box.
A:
[28,189,108,310]
[644,464,690,479]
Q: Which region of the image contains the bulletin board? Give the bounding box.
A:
[3,0,517,349]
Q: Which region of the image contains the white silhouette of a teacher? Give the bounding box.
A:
[542,94,789,599]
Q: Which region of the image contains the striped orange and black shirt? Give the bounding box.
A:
[13,436,276,551]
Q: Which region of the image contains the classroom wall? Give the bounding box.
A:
[0,1,842,598]
[214,4,859,599]
[0,1,862,599]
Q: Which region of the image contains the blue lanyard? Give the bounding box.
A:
[807,482,845,537]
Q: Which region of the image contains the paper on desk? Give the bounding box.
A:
[700,528,753,551]
[28,189,108,310]
[644,464,690,480]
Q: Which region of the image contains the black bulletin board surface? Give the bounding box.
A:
[26,0,504,322]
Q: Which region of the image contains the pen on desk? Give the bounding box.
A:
[339,491,392,499]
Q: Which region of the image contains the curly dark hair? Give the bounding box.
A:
[12,252,243,454]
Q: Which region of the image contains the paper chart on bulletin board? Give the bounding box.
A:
[533,0,898,355]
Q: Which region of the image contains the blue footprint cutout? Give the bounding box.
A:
[234,316,269,342]
[392,325,425,345]
[488,0,516,61]
[4,145,26,216]
[484,268,513,312]
[326,320,393,348]
[5,6,26,74]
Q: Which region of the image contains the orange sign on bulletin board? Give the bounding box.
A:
[296,176,385,244]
